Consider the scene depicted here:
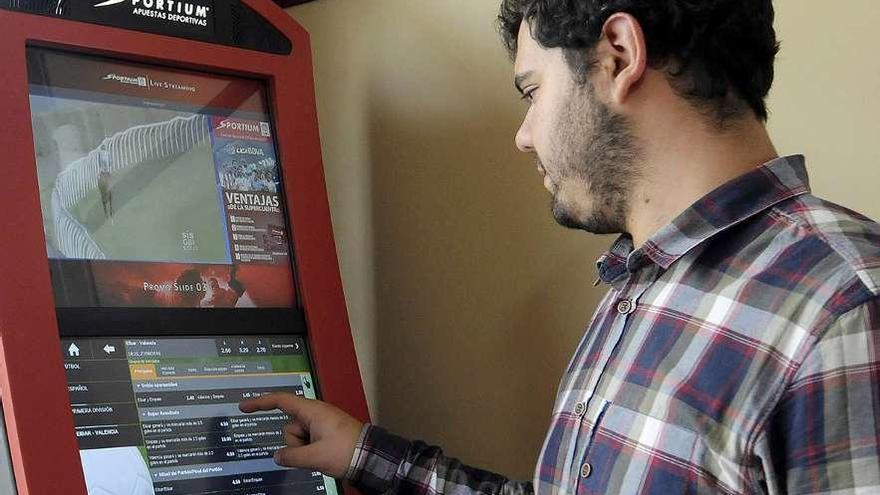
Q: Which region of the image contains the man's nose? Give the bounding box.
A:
[515,121,533,153]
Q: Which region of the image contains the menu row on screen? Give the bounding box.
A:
[61,336,337,495]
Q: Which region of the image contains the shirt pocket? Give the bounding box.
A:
[582,403,701,494]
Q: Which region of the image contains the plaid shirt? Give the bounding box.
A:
[344,155,880,494]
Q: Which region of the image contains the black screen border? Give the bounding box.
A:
[56,307,306,337]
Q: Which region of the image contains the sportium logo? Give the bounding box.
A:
[213,117,272,141]
[103,73,148,87]
[93,0,211,27]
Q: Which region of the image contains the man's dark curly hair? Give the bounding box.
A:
[498,0,779,125]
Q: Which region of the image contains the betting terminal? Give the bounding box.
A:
[0,1,369,494]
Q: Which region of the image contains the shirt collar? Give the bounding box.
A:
[596,155,812,284]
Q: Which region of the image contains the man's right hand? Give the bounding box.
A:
[239,393,365,479]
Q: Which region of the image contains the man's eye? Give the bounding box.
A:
[521,88,537,103]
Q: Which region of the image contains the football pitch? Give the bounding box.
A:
[73,140,230,264]
[31,97,231,264]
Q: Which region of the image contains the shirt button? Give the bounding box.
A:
[616,298,635,314]
[573,401,586,417]
[580,462,592,478]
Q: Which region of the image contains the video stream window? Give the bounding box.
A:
[27,47,296,308]
[61,335,337,495]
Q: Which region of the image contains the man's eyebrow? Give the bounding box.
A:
[514,71,535,95]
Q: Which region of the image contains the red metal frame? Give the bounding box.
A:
[0,2,369,494]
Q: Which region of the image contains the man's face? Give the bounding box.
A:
[513,22,638,234]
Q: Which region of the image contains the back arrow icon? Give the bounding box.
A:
[103,345,116,354]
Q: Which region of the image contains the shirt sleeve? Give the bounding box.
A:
[760,297,880,494]
[344,424,534,495]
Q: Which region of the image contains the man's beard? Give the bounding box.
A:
[545,84,639,235]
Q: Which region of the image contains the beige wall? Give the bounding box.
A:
[769,0,880,218]
[287,0,880,481]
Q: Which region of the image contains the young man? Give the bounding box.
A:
[241,1,880,493]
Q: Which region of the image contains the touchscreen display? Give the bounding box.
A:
[61,335,336,495]
[27,48,295,308]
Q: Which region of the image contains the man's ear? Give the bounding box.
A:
[594,12,647,104]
